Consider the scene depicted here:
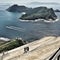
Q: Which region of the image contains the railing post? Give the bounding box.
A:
[57,55,60,60]
[49,48,60,60]
[1,52,4,60]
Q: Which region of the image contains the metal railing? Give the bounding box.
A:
[49,48,60,60]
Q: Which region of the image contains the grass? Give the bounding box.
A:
[0,39,26,53]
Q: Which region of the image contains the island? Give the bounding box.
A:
[20,7,57,20]
[55,9,60,12]
[6,4,32,12]
[7,5,57,21]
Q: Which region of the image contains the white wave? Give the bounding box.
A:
[19,18,59,23]
[19,19,44,22]
[20,20,30,22]
[21,12,26,15]
[6,26,25,32]
[44,18,59,23]
[0,37,10,41]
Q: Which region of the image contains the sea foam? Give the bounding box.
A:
[0,37,10,41]
[19,18,59,23]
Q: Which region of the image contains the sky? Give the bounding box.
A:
[0,0,60,4]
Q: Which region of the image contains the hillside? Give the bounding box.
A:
[0,40,8,46]
[0,36,60,60]
[20,7,57,20]
[0,38,27,53]
[7,4,31,12]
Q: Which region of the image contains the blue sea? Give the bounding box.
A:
[0,4,60,41]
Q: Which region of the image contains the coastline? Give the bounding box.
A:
[19,18,59,23]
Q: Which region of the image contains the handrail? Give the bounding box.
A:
[49,48,60,60]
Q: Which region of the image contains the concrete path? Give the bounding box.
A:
[0,36,60,60]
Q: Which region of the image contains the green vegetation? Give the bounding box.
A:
[20,7,57,20]
[0,40,8,46]
[7,4,31,12]
[0,39,27,53]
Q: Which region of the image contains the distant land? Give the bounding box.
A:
[7,4,57,21]
[55,9,60,12]
[20,7,57,20]
[6,4,32,12]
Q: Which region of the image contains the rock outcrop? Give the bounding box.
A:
[20,7,57,20]
[55,9,60,12]
[7,4,31,12]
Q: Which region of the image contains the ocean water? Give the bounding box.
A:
[0,5,60,41]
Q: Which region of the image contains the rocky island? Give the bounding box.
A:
[7,4,32,12]
[55,9,60,12]
[20,7,57,20]
[7,4,57,21]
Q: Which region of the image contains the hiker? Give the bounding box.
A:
[24,47,29,53]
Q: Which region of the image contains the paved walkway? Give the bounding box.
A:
[0,36,60,60]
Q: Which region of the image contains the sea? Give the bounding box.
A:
[0,3,60,42]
